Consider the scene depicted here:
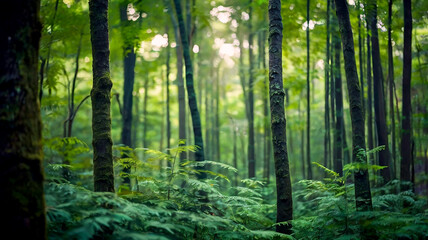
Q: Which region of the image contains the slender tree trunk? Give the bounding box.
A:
[387,0,396,179]
[400,0,412,187]
[262,30,271,183]
[306,0,312,179]
[143,74,149,149]
[269,0,293,234]
[334,0,373,211]
[119,3,136,185]
[332,15,343,176]
[358,0,364,118]
[366,23,374,169]
[368,0,392,183]
[248,0,256,178]
[0,1,46,237]
[165,0,187,160]
[324,0,331,173]
[89,0,114,193]
[173,0,205,171]
[166,30,171,153]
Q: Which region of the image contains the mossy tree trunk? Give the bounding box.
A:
[269,0,293,234]
[0,1,46,238]
[400,0,412,187]
[334,0,373,211]
[89,0,115,193]
[173,0,205,171]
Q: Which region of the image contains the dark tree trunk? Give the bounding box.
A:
[165,0,186,160]
[0,1,46,238]
[388,0,396,179]
[366,23,374,169]
[332,10,343,176]
[173,0,205,170]
[89,0,114,193]
[400,0,412,187]
[357,0,364,118]
[368,0,392,183]
[324,0,331,173]
[269,0,293,234]
[248,0,256,178]
[166,30,171,152]
[119,3,136,185]
[306,0,312,179]
[334,0,373,211]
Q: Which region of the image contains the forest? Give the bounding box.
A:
[1,0,428,239]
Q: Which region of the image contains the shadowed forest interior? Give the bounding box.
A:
[1,0,428,239]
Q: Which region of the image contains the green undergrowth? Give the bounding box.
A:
[44,138,428,239]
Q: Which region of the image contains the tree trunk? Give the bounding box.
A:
[89,0,114,193]
[400,0,412,187]
[262,30,272,183]
[366,23,374,171]
[334,0,373,211]
[143,74,149,149]
[0,1,46,238]
[248,0,256,178]
[324,0,331,173]
[269,0,293,234]
[306,0,312,179]
[357,0,364,118]
[332,9,343,176]
[166,30,171,153]
[368,0,392,183]
[119,3,136,185]
[173,0,205,171]
[388,0,396,179]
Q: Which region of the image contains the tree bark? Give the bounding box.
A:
[0,0,46,238]
[334,0,373,211]
[400,0,412,187]
[366,22,374,170]
[269,0,293,234]
[89,0,114,193]
[367,0,392,183]
[173,0,205,170]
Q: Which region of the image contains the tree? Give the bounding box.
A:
[248,0,256,178]
[306,0,312,179]
[334,0,373,211]
[173,0,205,168]
[89,0,114,192]
[367,0,392,183]
[324,0,331,173]
[0,0,46,238]
[388,0,396,178]
[269,0,293,234]
[400,0,412,187]
[166,0,187,161]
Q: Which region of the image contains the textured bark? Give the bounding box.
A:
[400,0,412,186]
[269,0,293,234]
[324,0,331,172]
[248,0,256,178]
[388,0,396,179]
[89,0,114,193]
[334,0,373,211]
[367,0,392,183]
[0,0,46,238]
[332,16,343,176]
[173,0,205,168]
[306,0,312,179]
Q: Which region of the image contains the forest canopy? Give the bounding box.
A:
[1,0,428,239]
